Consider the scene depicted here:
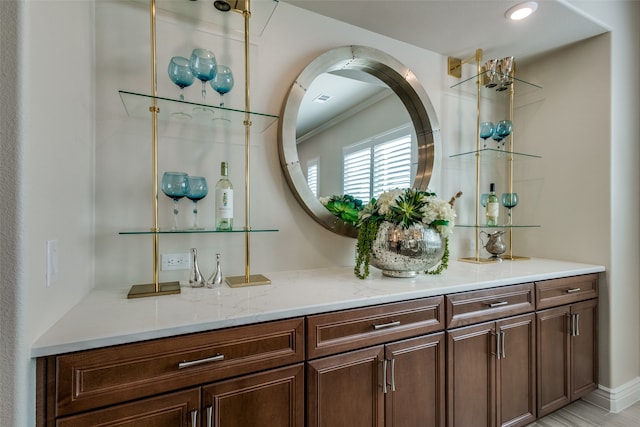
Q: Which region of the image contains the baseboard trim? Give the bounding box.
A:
[584,377,640,413]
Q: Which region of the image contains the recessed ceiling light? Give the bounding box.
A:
[505,1,538,21]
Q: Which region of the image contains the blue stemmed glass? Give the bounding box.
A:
[167,56,195,119]
[480,193,489,208]
[495,120,513,150]
[186,176,208,229]
[501,192,519,225]
[161,172,190,230]
[479,122,494,149]
[210,65,234,108]
[189,48,217,112]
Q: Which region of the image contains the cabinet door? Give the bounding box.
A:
[496,314,536,427]
[447,322,496,427]
[307,346,385,427]
[571,299,598,399]
[536,305,571,417]
[202,364,304,427]
[56,388,201,427]
[385,332,445,427]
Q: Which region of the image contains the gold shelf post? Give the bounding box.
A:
[128,0,180,298]
[223,0,270,287]
[454,49,498,264]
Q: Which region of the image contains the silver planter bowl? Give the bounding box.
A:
[370,222,445,278]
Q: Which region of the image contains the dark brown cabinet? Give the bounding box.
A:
[307,333,445,427]
[37,318,305,427]
[445,284,537,427]
[306,296,446,427]
[446,314,536,427]
[535,274,598,418]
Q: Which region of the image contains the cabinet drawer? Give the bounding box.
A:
[446,283,535,328]
[536,273,598,309]
[306,296,444,359]
[52,317,304,417]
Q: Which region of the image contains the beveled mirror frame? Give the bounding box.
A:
[278,45,440,237]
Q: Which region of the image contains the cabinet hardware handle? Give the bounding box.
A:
[566,287,581,293]
[501,331,506,359]
[207,406,213,427]
[373,320,401,330]
[574,313,580,336]
[178,353,225,369]
[487,301,508,308]
[390,358,396,392]
[495,332,501,359]
[382,358,388,394]
[190,409,198,427]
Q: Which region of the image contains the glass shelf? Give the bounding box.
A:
[119,91,279,132]
[130,0,279,37]
[120,228,278,235]
[456,224,541,229]
[449,148,541,160]
[450,71,542,91]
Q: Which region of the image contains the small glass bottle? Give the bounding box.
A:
[189,248,204,288]
[206,253,223,288]
[215,161,233,231]
[485,183,499,227]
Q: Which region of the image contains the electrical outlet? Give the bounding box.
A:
[161,253,191,271]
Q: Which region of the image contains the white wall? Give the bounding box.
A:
[2,1,638,425]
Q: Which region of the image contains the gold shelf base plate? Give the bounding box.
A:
[448,56,462,78]
[127,281,181,299]
[458,257,501,264]
[225,274,271,288]
[502,255,531,261]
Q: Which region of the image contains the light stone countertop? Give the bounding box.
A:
[31,258,605,358]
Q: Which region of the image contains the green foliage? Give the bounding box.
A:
[323,194,364,226]
[354,219,380,279]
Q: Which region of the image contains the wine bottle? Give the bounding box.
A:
[486,183,499,226]
[215,161,233,231]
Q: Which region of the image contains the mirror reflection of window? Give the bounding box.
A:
[306,158,319,197]
[343,124,413,202]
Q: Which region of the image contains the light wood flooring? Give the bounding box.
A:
[526,399,640,426]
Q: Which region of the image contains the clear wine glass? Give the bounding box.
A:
[497,56,515,91]
[161,172,190,230]
[186,176,208,229]
[495,120,513,150]
[501,192,519,225]
[210,65,234,108]
[189,48,217,112]
[484,59,498,88]
[167,56,195,119]
[479,122,494,149]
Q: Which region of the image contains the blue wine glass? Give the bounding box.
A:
[186,176,208,229]
[189,48,217,111]
[480,193,489,208]
[167,56,195,118]
[479,122,494,149]
[495,120,513,150]
[210,65,234,108]
[161,172,190,230]
[501,192,519,225]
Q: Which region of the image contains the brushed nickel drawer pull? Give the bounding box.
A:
[566,287,582,293]
[178,353,225,369]
[207,405,213,427]
[487,301,508,308]
[190,409,198,427]
[373,320,401,330]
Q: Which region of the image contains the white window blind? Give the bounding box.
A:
[343,125,413,201]
[307,158,319,197]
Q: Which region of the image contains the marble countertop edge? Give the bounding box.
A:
[31,259,605,358]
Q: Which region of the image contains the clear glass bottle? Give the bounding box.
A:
[485,183,499,226]
[215,161,233,231]
[189,248,204,288]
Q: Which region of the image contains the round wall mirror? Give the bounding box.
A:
[278,45,440,237]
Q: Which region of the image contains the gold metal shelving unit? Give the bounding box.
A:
[448,49,542,263]
[125,0,277,298]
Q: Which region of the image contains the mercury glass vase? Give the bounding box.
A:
[370,222,445,278]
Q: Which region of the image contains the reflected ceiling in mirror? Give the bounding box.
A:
[278,45,440,238]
